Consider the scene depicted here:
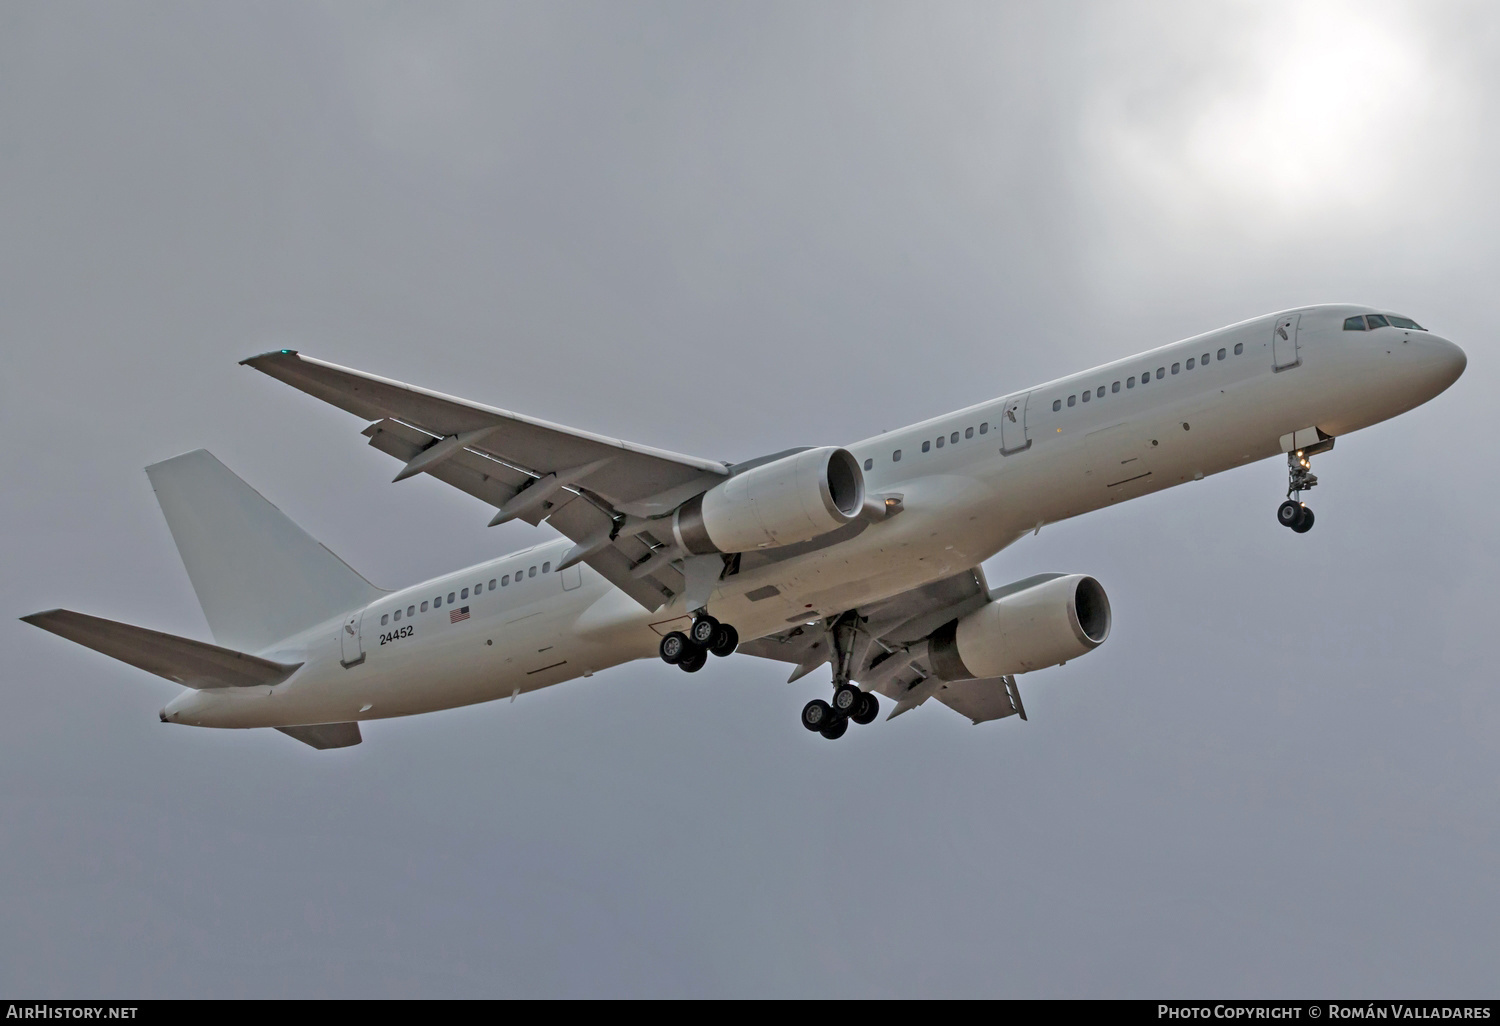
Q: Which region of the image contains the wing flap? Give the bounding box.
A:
[933,676,1025,724]
[22,609,301,689]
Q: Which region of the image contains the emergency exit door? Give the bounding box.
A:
[1000,393,1031,455]
[340,610,365,668]
[1273,315,1301,371]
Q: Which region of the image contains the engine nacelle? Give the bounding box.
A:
[929,574,1111,679]
[672,446,865,554]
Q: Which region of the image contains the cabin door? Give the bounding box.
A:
[340,610,365,667]
[999,393,1032,455]
[1272,314,1301,371]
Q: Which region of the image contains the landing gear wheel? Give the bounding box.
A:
[709,623,739,658]
[819,717,848,740]
[851,691,879,725]
[678,645,708,673]
[1292,506,1315,533]
[802,699,833,732]
[659,631,689,665]
[1277,500,1303,529]
[689,614,719,647]
[832,684,861,715]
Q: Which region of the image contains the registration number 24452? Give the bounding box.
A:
[379,626,413,645]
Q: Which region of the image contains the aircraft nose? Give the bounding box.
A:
[1428,335,1467,391]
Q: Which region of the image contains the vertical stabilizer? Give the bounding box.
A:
[146,450,383,653]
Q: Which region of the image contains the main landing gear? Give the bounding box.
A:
[801,686,879,740]
[1277,437,1333,534]
[658,612,739,673]
[800,612,879,740]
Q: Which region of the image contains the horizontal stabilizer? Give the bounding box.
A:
[276,722,361,749]
[21,609,301,689]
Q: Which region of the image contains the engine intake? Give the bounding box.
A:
[673,447,865,554]
[929,573,1111,679]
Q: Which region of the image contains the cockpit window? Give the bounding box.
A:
[1343,316,1367,331]
[1387,315,1425,330]
[1365,314,1390,329]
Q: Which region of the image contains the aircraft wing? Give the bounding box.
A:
[737,566,1027,725]
[242,350,731,611]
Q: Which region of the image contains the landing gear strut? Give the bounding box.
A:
[658,612,740,673]
[1277,437,1333,534]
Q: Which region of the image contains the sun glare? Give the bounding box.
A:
[1097,4,1441,222]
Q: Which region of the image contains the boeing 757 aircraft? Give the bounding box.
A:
[24,306,1465,748]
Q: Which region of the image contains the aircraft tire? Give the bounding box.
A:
[659,631,689,665]
[801,699,833,732]
[678,645,708,673]
[709,623,739,657]
[819,716,849,740]
[1293,507,1315,533]
[1277,500,1303,529]
[851,691,879,725]
[832,683,861,714]
[689,614,719,646]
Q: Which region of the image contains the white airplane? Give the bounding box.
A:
[24,305,1465,748]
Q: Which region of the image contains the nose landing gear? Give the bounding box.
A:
[1277,437,1333,534]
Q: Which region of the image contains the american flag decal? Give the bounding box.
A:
[449,606,470,623]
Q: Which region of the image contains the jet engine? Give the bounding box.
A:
[672,446,865,554]
[928,573,1111,679]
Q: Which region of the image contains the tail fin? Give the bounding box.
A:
[146,450,383,653]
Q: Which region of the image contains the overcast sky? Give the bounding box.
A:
[3,1,1497,997]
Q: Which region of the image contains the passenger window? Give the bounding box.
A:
[1096,386,1105,398]
[407,606,415,617]
[1053,399,1062,411]
[489,579,496,590]
[1202,353,1210,364]
[1233,343,1243,355]
[381,614,389,626]
[529,566,537,578]
[502,575,509,586]
[864,458,872,470]
[1157,368,1165,379]
[892,449,902,462]
[979,422,988,434]
[1217,348,1226,360]
[448,592,456,603]
[950,432,959,444]
[461,588,469,600]
[922,441,931,452]
[1127,376,1135,388]
[1067,395,1076,407]
[421,601,429,612]
[1171,363,1180,374]
[1081,391,1090,403]
[965,427,973,439]
[434,596,442,608]
[1112,381,1120,393]
[1139,371,1149,384]
[543,563,550,573]
[1366,314,1389,328]
[935,436,944,448]
[1186,358,1195,369]
[394,609,401,621]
